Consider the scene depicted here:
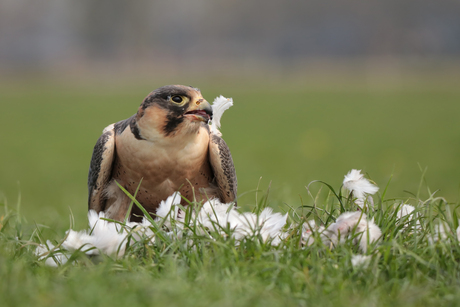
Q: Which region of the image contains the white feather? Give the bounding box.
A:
[322,211,381,252]
[351,254,372,269]
[395,204,421,230]
[155,192,182,219]
[154,192,183,232]
[187,198,287,244]
[210,95,233,136]
[428,221,460,244]
[36,209,160,266]
[258,208,288,244]
[61,210,128,256]
[35,240,70,267]
[298,220,326,246]
[343,169,379,209]
[456,224,460,242]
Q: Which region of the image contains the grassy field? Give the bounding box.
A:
[1,76,460,306]
[2,172,460,307]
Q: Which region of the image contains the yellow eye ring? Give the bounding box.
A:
[169,95,189,105]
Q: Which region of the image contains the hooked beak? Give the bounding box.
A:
[184,99,213,123]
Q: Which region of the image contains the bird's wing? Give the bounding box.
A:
[208,133,237,203]
[88,123,116,212]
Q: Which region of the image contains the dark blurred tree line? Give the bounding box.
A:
[1,0,459,72]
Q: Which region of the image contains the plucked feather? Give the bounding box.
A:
[210,96,233,136]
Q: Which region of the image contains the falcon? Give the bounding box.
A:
[88,85,237,222]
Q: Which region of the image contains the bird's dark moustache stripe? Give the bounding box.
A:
[130,120,145,140]
[162,98,191,136]
[163,115,184,136]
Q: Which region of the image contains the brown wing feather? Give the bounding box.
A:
[208,134,237,203]
[88,124,116,212]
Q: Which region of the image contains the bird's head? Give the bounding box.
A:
[136,85,213,138]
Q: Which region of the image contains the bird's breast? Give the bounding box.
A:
[112,126,214,209]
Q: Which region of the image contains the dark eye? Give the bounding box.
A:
[171,96,183,103]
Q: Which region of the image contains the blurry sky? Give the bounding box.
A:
[1,0,460,76]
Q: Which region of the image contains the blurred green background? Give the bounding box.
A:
[1,1,460,228]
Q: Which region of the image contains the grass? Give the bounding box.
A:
[1,76,460,306]
[2,174,460,307]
